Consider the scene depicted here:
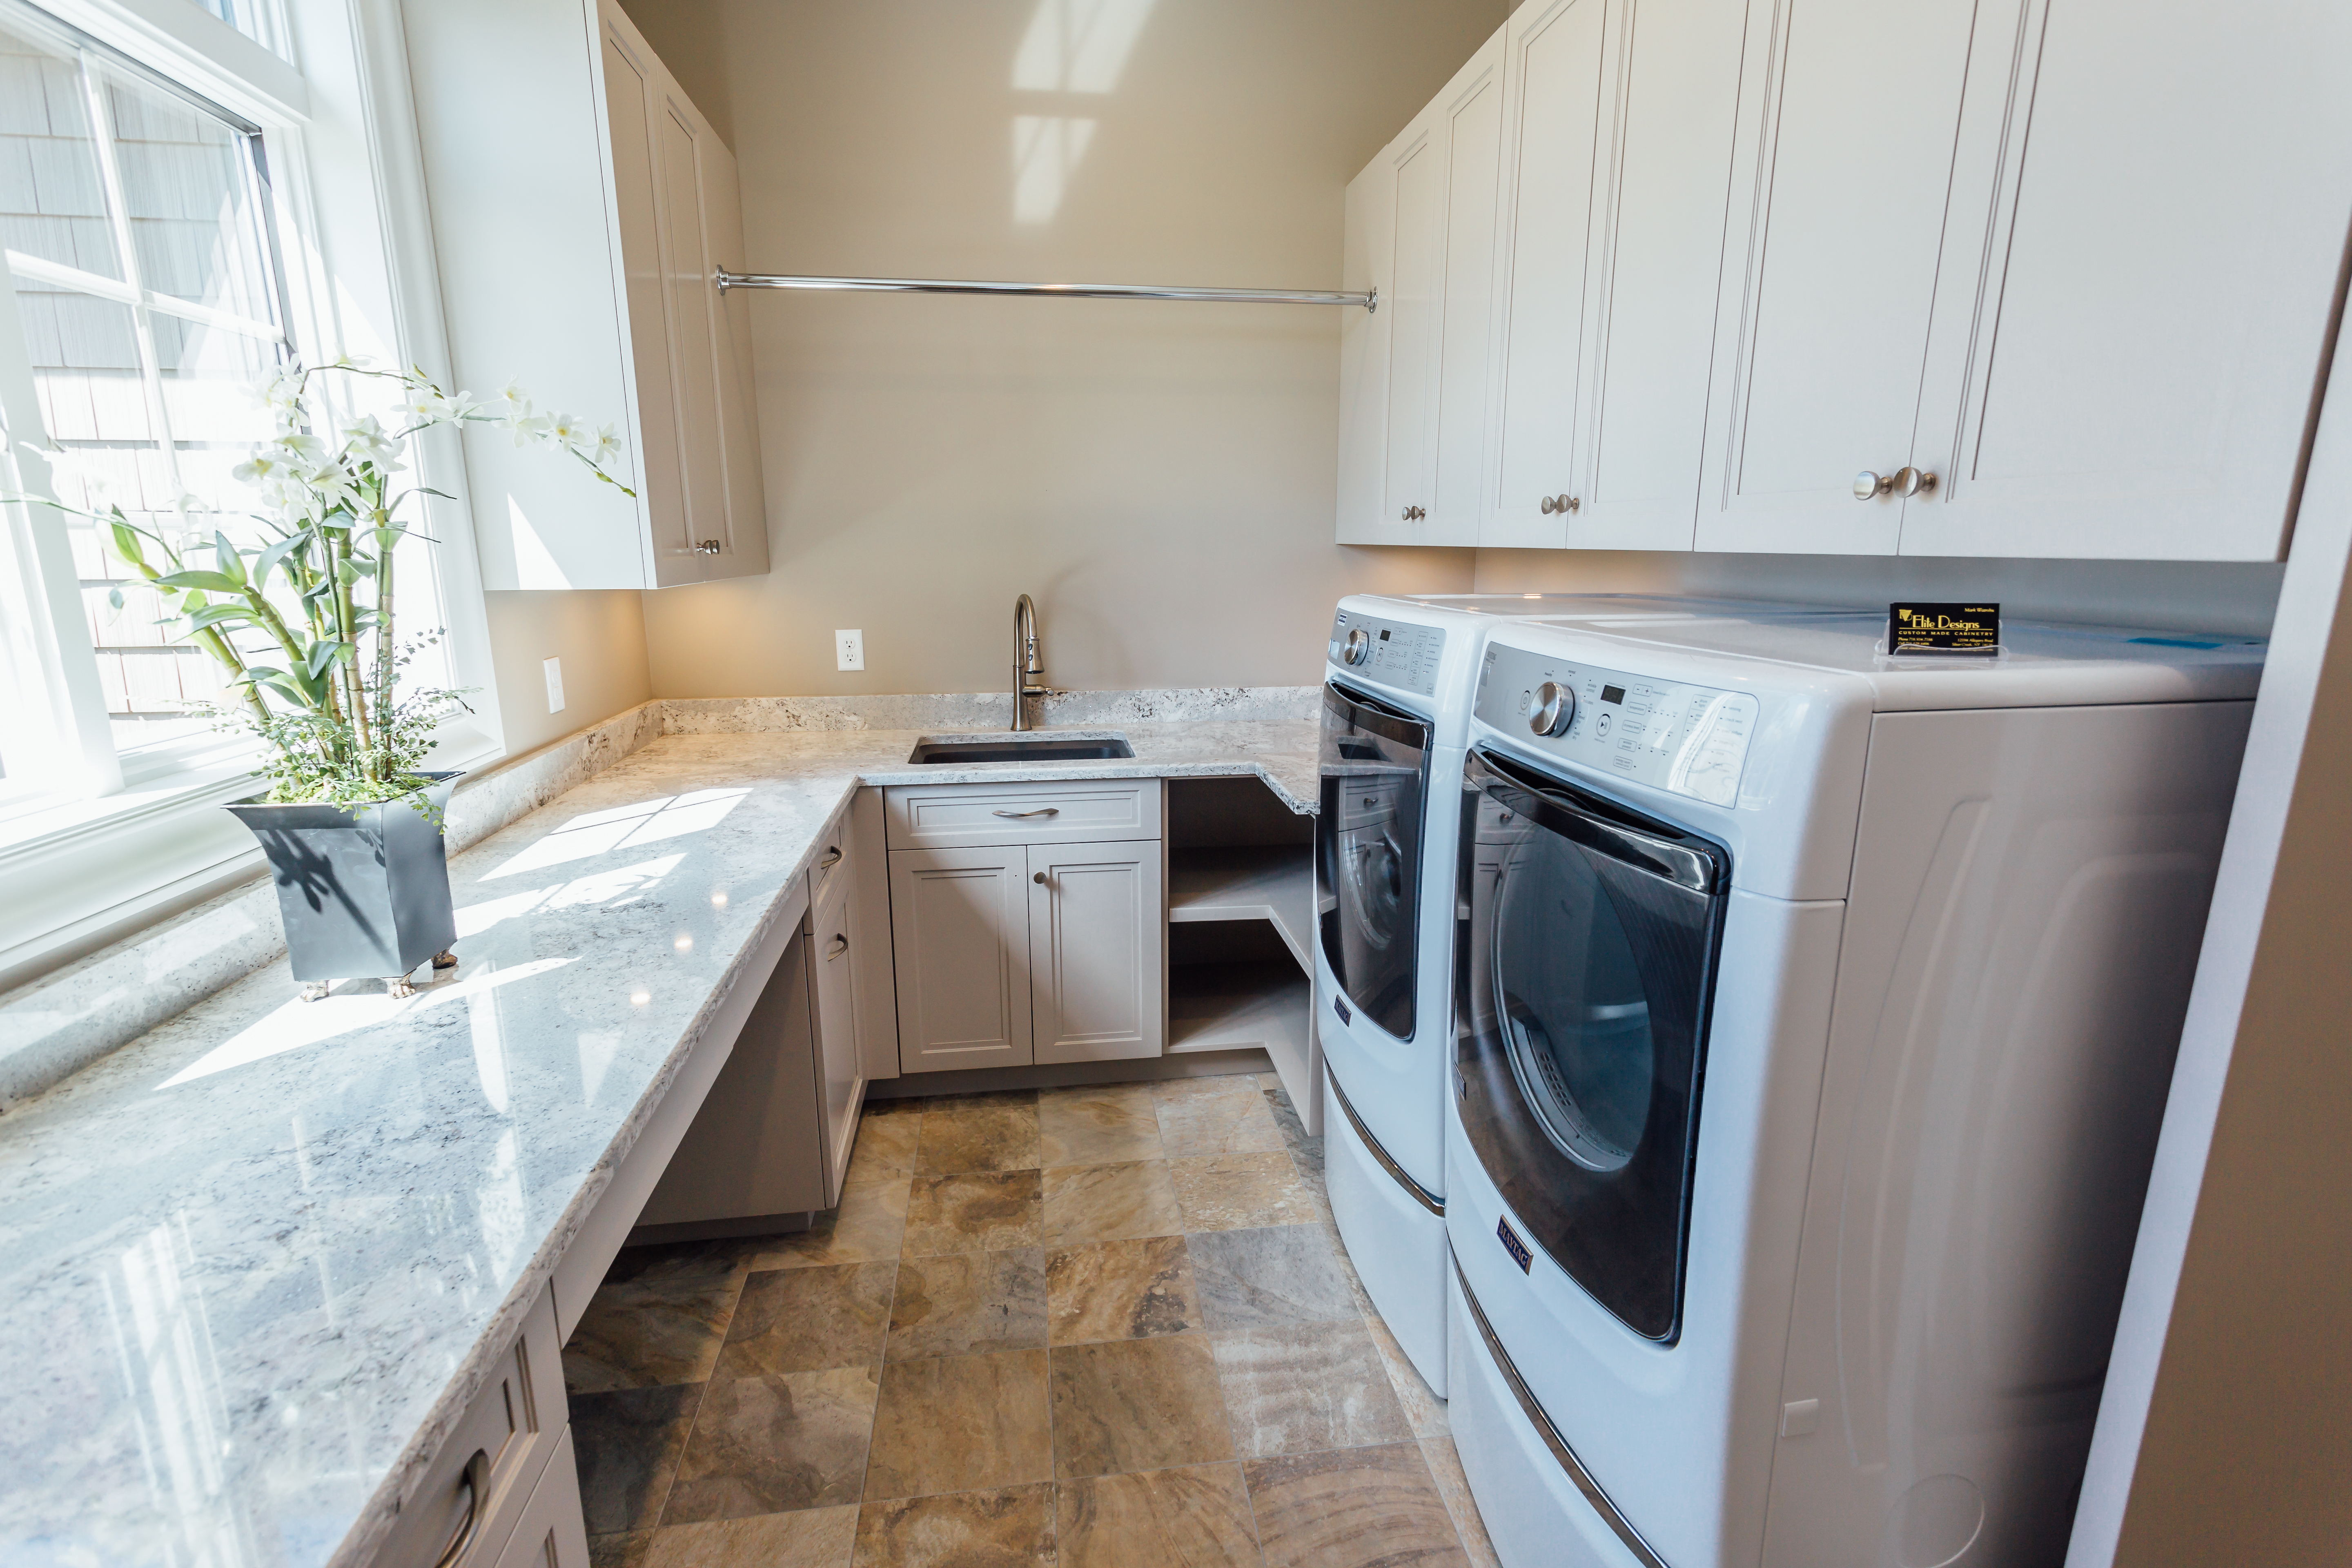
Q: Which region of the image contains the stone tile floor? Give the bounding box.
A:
[565,1070,1502,1568]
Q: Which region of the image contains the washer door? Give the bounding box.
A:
[1456,747,1729,1343]
[1318,681,1431,1039]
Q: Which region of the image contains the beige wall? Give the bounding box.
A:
[1472,549,2285,637]
[481,589,653,756]
[621,0,1491,697]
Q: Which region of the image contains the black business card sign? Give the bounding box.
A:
[1890,602,2000,656]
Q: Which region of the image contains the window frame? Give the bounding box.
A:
[0,0,510,991]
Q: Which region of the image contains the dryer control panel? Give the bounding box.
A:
[1329,610,1445,697]
[1477,642,1759,807]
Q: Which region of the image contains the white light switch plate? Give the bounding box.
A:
[543,656,566,713]
[835,630,864,671]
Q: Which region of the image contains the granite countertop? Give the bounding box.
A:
[0,717,1314,1567]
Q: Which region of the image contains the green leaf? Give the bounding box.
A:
[107,586,123,610]
[109,519,147,567]
[185,604,253,630]
[213,531,247,586]
[252,535,302,590]
[305,640,352,679]
[154,569,242,592]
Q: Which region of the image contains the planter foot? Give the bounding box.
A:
[299,981,332,1003]
[386,975,416,999]
[432,949,458,971]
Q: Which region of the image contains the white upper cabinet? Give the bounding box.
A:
[1481,0,1611,549]
[1567,0,1748,550]
[1694,0,1981,555]
[404,0,768,589]
[1337,31,1503,548]
[1897,0,2352,561]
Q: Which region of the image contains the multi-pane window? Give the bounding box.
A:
[1,0,288,756]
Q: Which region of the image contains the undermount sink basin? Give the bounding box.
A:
[908,735,1136,764]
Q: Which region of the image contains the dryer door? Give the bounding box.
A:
[1456,747,1729,1343]
[1318,680,1432,1040]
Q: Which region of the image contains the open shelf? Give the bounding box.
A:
[1168,961,1310,1057]
[1168,845,1313,970]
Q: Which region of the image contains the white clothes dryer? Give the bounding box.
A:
[1443,611,2262,1568]
[1316,594,1824,1396]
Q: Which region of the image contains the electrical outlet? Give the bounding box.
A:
[543,656,566,713]
[835,630,864,671]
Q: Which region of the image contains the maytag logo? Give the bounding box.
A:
[1497,1217,1533,1273]
[1332,994,1352,1027]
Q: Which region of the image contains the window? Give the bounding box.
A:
[1,0,291,766]
[0,0,504,984]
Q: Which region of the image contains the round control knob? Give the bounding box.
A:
[1530,680,1575,737]
[1342,628,1371,666]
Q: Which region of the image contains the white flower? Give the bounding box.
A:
[276,432,329,464]
[232,452,283,486]
[341,414,401,468]
[509,412,553,448]
[540,410,590,452]
[492,379,533,421]
[394,383,481,427]
[587,424,624,466]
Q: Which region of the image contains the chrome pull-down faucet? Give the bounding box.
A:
[1013,593,1052,731]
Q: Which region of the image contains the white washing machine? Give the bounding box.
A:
[1442,611,2263,1568]
[1316,593,1824,1396]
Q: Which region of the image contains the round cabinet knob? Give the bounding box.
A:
[1893,466,1938,498]
[1530,680,1575,737]
[1342,628,1371,666]
[1853,471,1896,501]
[1033,871,1047,884]
[1538,494,1581,516]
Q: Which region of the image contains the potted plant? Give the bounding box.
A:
[30,360,629,999]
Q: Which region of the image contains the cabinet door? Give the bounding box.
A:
[1897,0,2352,561]
[1381,122,1446,539]
[648,91,728,581]
[1027,840,1165,1065]
[487,1425,590,1568]
[597,11,686,578]
[1693,0,1979,555]
[809,864,864,1205]
[1335,152,1397,544]
[1568,0,1747,550]
[1481,0,1615,548]
[698,129,772,580]
[890,846,1035,1071]
[1426,36,1506,546]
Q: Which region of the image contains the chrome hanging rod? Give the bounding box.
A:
[714,269,1376,312]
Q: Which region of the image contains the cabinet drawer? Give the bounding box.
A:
[808,803,853,904]
[886,781,1160,849]
[376,1288,566,1568]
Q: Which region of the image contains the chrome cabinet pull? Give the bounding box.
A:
[826,934,849,959]
[1853,468,1937,501]
[817,847,842,869]
[1538,494,1579,515]
[431,1450,490,1568]
[1400,504,1426,521]
[695,538,722,554]
[992,807,1060,818]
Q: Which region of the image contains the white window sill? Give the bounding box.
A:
[0,722,506,995]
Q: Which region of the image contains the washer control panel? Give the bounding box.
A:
[1476,641,1759,807]
[1329,610,1445,697]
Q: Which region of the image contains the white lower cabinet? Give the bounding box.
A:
[371,1288,581,1568]
[808,847,866,1195]
[490,1426,591,1568]
[887,784,1165,1074]
[1027,841,1165,1065]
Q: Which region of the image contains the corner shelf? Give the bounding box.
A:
[1167,845,1313,970]
[1168,962,1311,1056]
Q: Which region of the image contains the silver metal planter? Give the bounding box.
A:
[227,772,463,998]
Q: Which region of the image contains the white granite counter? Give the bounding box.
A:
[0,717,1314,1567]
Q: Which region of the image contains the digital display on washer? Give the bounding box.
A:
[1328,610,1446,697]
[1476,642,1759,807]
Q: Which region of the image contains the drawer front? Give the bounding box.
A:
[808,802,853,904]
[886,781,1160,849]
[377,1288,566,1568]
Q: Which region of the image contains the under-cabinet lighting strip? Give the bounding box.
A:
[714,270,1376,311]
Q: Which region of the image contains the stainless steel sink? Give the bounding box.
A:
[908,735,1135,764]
